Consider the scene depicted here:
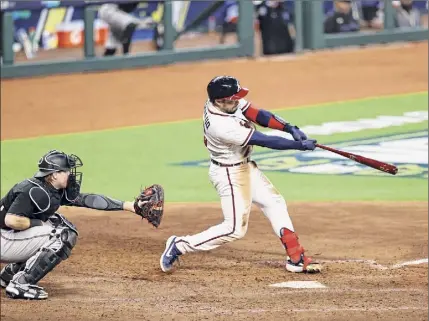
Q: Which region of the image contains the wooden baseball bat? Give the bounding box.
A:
[315,143,398,175]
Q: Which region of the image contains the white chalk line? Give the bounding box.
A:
[320,258,428,270]
[272,288,427,294]
[180,306,429,314]
[285,306,428,313]
[391,258,428,268]
[246,307,428,314]
[259,258,428,270]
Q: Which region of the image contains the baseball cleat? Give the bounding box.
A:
[5,280,48,300]
[160,236,182,273]
[0,277,7,289]
[286,255,322,273]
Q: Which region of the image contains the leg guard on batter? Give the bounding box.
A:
[280,228,304,263]
[13,227,78,285]
[280,228,322,273]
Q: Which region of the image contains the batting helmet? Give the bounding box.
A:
[207,76,249,102]
[34,150,83,178]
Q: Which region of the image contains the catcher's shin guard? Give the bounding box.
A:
[280,228,321,273]
[14,228,78,285]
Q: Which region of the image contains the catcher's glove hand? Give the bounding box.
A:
[134,184,164,228]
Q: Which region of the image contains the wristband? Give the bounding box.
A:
[284,123,296,133]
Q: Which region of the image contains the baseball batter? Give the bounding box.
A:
[160,76,321,274]
[1,150,164,300]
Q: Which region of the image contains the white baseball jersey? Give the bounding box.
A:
[203,99,255,165]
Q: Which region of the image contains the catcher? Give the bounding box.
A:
[0,149,164,300]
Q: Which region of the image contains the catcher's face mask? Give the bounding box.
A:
[67,154,83,186]
[64,154,83,202]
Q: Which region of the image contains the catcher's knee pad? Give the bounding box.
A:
[54,228,78,260]
[17,228,78,285]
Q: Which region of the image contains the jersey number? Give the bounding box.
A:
[204,108,210,130]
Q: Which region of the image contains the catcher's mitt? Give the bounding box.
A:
[134,184,164,228]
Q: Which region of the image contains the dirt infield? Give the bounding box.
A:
[1,202,428,321]
[1,43,428,320]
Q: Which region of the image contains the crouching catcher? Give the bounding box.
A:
[0,150,164,300]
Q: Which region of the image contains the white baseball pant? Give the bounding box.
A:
[175,161,295,253]
[1,223,56,263]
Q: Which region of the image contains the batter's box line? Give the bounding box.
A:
[164,305,428,315]
[269,288,427,294]
[258,258,428,270]
[287,306,429,313]
[320,258,428,270]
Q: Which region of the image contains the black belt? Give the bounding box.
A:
[211,158,250,167]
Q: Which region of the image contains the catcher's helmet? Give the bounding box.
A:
[34,150,83,178]
[207,76,249,102]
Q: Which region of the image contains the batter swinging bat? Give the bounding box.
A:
[315,143,398,175]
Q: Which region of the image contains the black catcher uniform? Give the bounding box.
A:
[0,150,164,300]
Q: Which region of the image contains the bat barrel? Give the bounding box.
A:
[315,144,398,175]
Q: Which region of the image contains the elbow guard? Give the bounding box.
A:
[78,193,124,211]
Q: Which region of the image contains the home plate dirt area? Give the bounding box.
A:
[1,202,427,321]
